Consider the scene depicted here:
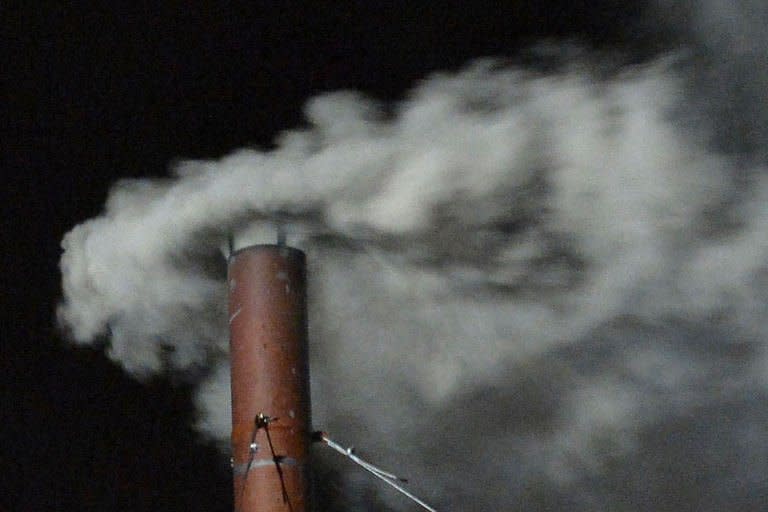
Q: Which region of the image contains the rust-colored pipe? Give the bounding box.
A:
[228,245,311,512]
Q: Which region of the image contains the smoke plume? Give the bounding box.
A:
[59,10,768,511]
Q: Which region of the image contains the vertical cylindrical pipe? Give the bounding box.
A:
[228,245,311,512]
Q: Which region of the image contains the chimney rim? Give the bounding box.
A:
[228,243,306,260]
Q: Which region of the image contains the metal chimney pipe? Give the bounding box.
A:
[228,244,311,512]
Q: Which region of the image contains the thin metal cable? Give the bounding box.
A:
[318,432,437,512]
[263,418,293,510]
[237,413,294,512]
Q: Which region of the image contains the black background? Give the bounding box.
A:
[3,2,667,510]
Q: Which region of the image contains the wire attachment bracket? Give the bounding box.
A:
[238,412,293,511]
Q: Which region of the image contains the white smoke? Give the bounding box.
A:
[59,35,768,512]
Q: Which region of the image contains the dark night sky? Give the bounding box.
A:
[3,2,669,510]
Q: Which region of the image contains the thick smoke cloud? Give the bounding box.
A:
[59,16,768,512]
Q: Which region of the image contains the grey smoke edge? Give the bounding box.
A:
[59,50,768,509]
[653,0,768,159]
